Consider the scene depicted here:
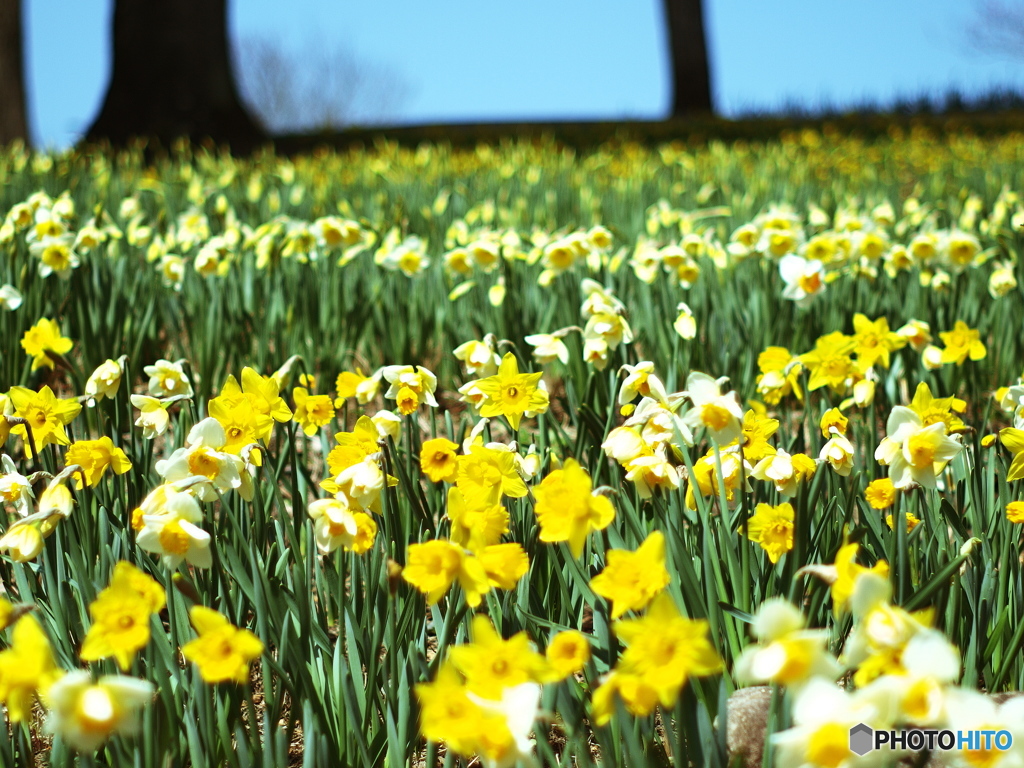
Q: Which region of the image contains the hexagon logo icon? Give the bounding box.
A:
[849,723,874,756]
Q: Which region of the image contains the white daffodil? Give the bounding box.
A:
[682,371,743,445]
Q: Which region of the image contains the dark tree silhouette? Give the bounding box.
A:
[0,0,28,145]
[86,0,265,150]
[663,0,713,116]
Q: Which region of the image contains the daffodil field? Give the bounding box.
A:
[2,128,1024,767]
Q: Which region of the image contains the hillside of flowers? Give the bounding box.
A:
[1,128,1024,767]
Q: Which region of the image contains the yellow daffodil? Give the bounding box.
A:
[65,437,133,488]
[800,332,857,393]
[80,562,165,670]
[456,444,528,507]
[446,486,509,552]
[850,313,905,371]
[589,531,670,618]
[401,538,490,607]
[742,503,795,563]
[0,614,63,722]
[449,615,553,699]
[419,437,459,483]
[939,320,986,365]
[472,353,548,431]
[292,387,335,435]
[21,317,73,370]
[756,346,803,404]
[182,606,264,684]
[864,478,897,510]
[333,368,380,406]
[533,459,615,558]
[545,630,590,680]
[593,592,721,724]
[8,385,82,456]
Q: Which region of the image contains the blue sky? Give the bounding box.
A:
[22,0,1024,148]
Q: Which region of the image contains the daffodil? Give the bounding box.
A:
[80,562,165,670]
[736,409,779,462]
[875,407,962,489]
[686,444,752,510]
[307,498,377,555]
[673,302,697,339]
[130,394,171,439]
[144,359,193,398]
[623,449,682,498]
[280,389,329,440]
[779,254,825,306]
[417,437,458,483]
[449,615,553,699]
[524,332,571,365]
[907,381,967,433]
[545,631,590,680]
[1007,501,1024,523]
[21,317,73,370]
[939,321,986,365]
[45,671,154,752]
[401,538,490,606]
[473,353,548,431]
[65,437,133,488]
[0,284,22,310]
[829,542,890,615]
[454,338,501,377]
[382,364,438,415]
[734,599,842,687]
[0,614,62,723]
[135,487,211,569]
[593,592,721,723]
[618,362,668,406]
[742,503,795,563]
[334,367,381,405]
[589,531,670,618]
[84,358,124,406]
[999,427,1024,482]
[182,606,264,684]
[156,419,247,501]
[850,313,905,371]
[446,486,509,552]
[756,346,804,404]
[771,678,881,768]
[682,371,743,444]
[416,661,537,768]
[8,385,82,456]
[751,449,818,497]
[800,332,857,393]
[0,454,34,517]
[864,478,897,510]
[533,459,615,558]
[322,456,388,512]
[456,444,528,507]
[819,430,855,476]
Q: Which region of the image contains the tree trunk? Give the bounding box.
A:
[0,0,28,146]
[86,0,265,152]
[663,0,713,116]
